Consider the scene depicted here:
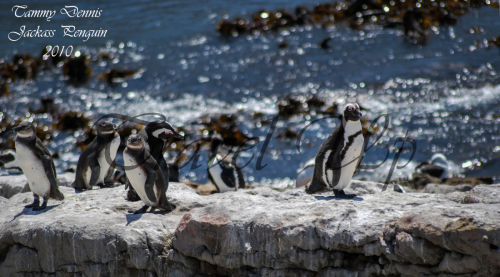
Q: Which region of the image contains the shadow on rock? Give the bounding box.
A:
[9,205,60,222]
[125,213,144,226]
[314,196,364,201]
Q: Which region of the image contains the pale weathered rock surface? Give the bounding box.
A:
[0,176,499,277]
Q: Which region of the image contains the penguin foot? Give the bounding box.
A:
[32,200,48,211]
[129,205,149,214]
[157,202,176,212]
[334,190,356,199]
[25,201,40,208]
[98,182,116,188]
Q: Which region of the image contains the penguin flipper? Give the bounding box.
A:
[87,153,101,188]
[35,139,63,200]
[143,157,160,205]
[159,157,170,191]
[220,161,237,189]
[103,159,116,185]
[352,147,364,177]
[236,164,245,189]
[325,150,342,188]
[41,154,64,201]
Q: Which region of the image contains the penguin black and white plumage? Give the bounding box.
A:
[415,153,449,179]
[207,137,245,193]
[12,122,64,210]
[125,162,180,202]
[296,157,315,187]
[72,120,120,190]
[125,120,183,193]
[0,150,22,175]
[305,103,364,199]
[123,135,176,214]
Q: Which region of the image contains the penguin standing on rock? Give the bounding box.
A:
[207,137,245,193]
[12,122,64,210]
[125,120,183,199]
[72,120,120,190]
[124,135,176,214]
[305,103,364,199]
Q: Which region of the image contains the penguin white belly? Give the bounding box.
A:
[336,135,364,190]
[16,144,51,197]
[208,155,234,193]
[124,152,156,206]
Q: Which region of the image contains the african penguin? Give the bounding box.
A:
[123,135,176,214]
[0,150,22,175]
[415,153,449,179]
[207,137,245,193]
[12,122,64,210]
[305,103,364,199]
[72,120,120,190]
[125,120,182,197]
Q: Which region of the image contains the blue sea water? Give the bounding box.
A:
[0,0,499,186]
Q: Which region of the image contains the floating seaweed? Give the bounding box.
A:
[217,0,497,45]
[97,68,142,86]
[63,55,92,85]
[54,111,90,131]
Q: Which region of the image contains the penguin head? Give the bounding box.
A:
[343,103,362,122]
[146,120,183,140]
[126,134,144,150]
[96,120,116,134]
[12,122,36,138]
[209,136,224,154]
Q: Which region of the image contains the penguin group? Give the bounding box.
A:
[7,102,369,212]
[10,119,184,213]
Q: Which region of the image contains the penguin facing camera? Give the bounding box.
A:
[72,120,120,190]
[12,122,64,210]
[415,153,449,179]
[124,120,183,200]
[126,162,180,202]
[207,136,245,193]
[305,103,365,199]
[0,150,22,175]
[123,135,176,214]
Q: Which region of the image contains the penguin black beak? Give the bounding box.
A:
[356,111,363,117]
[173,132,183,140]
[159,130,183,140]
[11,126,21,132]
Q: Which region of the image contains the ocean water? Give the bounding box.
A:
[1,0,499,186]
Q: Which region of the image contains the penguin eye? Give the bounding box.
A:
[348,106,353,111]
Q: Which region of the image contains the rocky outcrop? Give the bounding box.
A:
[0,177,498,277]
